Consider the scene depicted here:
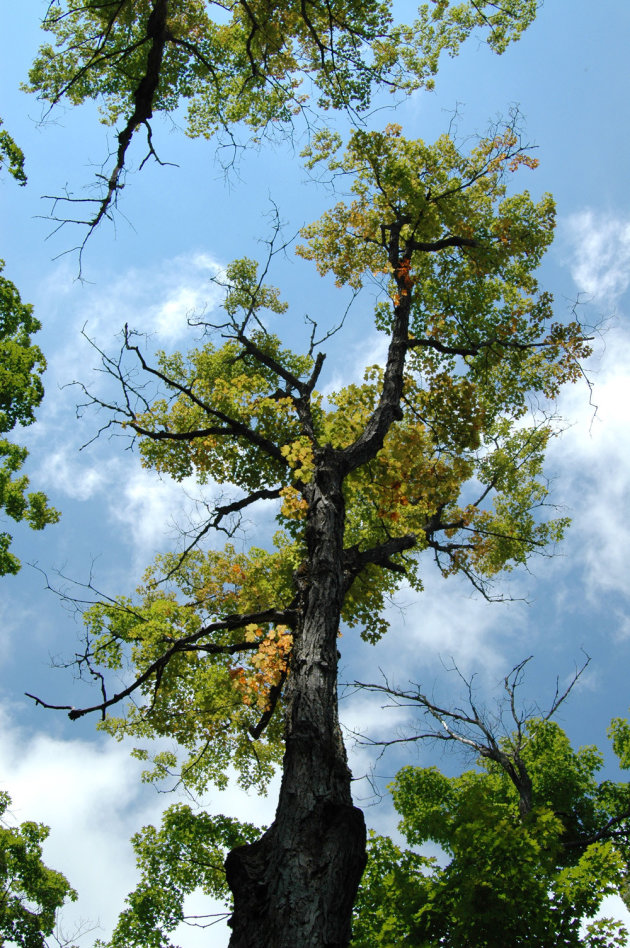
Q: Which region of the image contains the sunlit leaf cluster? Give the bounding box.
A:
[27,0,538,143]
[353,719,630,947]
[231,625,293,712]
[86,543,298,792]
[0,119,26,185]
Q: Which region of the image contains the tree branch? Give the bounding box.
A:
[342,235,411,472]
[156,487,284,584]
[407,235,478,253]
[248,669,288,740]
[26,605,296,721]
[342,535,417,589]
[86,0,169,231]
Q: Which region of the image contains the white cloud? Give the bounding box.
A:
[29,437,206,564]
[40,444,231,568]
[25,248,271,570]
[133,252,225,345]
[585,896,630,941]
[562,210,630,305]
[0,711,164,946]
[30,251,225,432]
[380,570,529,679]
[40,446,114,502]
[341,688,416,796]
[321,327,389,400]
[549,325,630,601]
[53,251,224,347]
[0,706,278,948]
[108,463,214,567]
[106,460,284,571]
[0,599,24,665]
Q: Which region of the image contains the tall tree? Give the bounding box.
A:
[31,126,590,943]
[23,1,594,944]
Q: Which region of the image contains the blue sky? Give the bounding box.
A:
[1,1,630,944]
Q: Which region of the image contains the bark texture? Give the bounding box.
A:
[225,450,366,947]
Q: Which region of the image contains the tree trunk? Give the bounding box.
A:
[225,448,367,946]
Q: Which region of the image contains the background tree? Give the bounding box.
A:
[0,122,59,576]
[92,805,261,948]
[352,661,630,946]
[0,120,27,186]
[0,790,77,948]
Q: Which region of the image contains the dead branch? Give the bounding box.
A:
[351,653,592,818]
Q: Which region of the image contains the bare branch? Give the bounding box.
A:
[351,654,593,818]
[544,650,591,721]
[155,487,284,585]
[408,330,594,360]
[76,324,290,468]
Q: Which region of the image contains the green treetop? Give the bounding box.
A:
[25,0,539,240]
[0,791,76,948]
[352,666,630,948]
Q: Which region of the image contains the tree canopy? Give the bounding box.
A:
[30,120,593,942]
[92,804,260,948]
[26,0,539,242]
[55,122,590,783]
[353,713,630,947]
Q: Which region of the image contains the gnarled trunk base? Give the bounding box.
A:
[226,798,366,947]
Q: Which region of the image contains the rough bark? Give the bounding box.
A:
[225,447,366,947]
